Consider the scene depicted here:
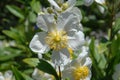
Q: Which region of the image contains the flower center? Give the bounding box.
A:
[73,66,89,80]
[45,30,67,50]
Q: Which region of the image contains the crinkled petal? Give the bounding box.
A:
[51,48,70,66]
[48,0,61,11]
[37,14,55,32]
[66,0,76,11]
[70,7,82,22]
[68,0,76,6]
[57,12,79,31]
[29,32,50,54]
[83,57,92,68]
[68,31,85,50]
[62,68,75,80]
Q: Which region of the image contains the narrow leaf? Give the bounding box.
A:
[37,59,59,80]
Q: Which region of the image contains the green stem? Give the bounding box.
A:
[58,66,62,80]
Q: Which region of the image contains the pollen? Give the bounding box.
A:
[73,66,89,80]
[68,48,73,59]
[45,30,68,50]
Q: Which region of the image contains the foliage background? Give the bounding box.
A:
[0,0,120,80]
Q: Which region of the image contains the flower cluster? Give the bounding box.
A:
[29,0,92,80]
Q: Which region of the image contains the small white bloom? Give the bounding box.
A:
[0,70,13,80]
[112,63,120,80]
[98,5,105,14]
[62,49,92,80]
[95,0,105,4]
[32,68,54,80]
[47,0,82,22]
[30,12,85,66]
[84,0,94,6]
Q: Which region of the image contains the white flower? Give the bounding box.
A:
[84,0,94,6]
[32,68,54,80]
[95,0,105,4]
[47,0,82,22]
[62,48,92,80]
[0,70,13,80]
[112,63,120,80]
[29,12,85,66]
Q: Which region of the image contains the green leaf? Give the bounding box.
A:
[2,28,25,44]
[30,0,41,13]
[113,18,120,35]
[76,0,84,6]
[0,47,21,61]
[12,66,33,80]
[12,66,25,80]
[23,58,39,67]
[37,59,59,80]
[28,11,37,23]
[6,5,24,19]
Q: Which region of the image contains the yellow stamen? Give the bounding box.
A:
[68,48,73,59]
[73,66,89,80]
[45,30,68,50]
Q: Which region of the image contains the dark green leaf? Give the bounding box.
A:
[12,66,25,80]
[37,59,59,80]
[12,66,33,80]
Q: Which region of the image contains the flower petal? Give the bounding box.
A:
[67,0,76,7]
[83,57,92,68]
[0,72,4,80]
[51,48,70,66]
[57,12,80,31]
[84,0,94,6]
[29,32,50,53]
[4,70,13,80]
[62,67,75,80]
[37,14,55,32]
[48,0,61,11]
[68,31,85,50]
[70,7,82,22]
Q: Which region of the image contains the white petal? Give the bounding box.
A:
[32,68,43,80]
[84,0,94,6]
[85,71,92,80]
[38,53,42,59]
[67,0,76,7]
[83,57,92,68]
[48,0,61,11]
[62,68,75,80]
[0,72,4,80]
[51,48,70,66]
[57,12,79,31]
[68,31,85,50]
[29,32,50,53]
[95,0,105,4]
[4,70,13,80]
[37,14,55,32]
[70,7,82,22]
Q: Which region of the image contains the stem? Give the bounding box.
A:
[58,66,62,80]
